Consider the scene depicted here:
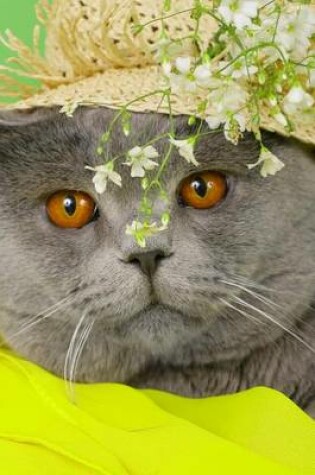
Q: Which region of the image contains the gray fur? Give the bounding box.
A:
[0,107,314,416]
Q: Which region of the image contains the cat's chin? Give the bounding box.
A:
[120,303,204,346]
[124,303,187,331]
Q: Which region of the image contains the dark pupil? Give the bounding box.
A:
[64,195,76,216]
[192,177,207,198]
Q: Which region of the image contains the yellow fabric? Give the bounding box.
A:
[0,348,314,474]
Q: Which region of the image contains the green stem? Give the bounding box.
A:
[102,89,169,144]
[272,6,281,43]
[219,41,288,76]
[136,8,194,30]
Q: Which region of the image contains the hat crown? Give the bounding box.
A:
[42,0,215,84]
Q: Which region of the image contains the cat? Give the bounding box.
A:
[0,106,314,417]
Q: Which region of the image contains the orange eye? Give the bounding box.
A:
[178,171,228,209]
[46,191,96,229]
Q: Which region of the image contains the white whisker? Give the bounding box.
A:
[232,295,315,354]
[63,311,94,403]
[220,279,282,310]
[229,273,314,298]
[63,312,87,382]
[67,320,94,402]
[219,297,264,325]
[7,294,75,343]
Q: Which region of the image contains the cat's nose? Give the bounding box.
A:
[126,249,171,277]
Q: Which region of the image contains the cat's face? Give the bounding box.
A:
[0,107,314,383]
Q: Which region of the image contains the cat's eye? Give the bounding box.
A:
[178,171,228,209]
[46,191,96,228]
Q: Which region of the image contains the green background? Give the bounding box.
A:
[0,0,38,55]
[0,0,39,101]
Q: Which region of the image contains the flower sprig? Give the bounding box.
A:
[85,0,315,247]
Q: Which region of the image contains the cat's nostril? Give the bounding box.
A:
[128,250,168,277]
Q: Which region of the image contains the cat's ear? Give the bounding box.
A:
[0,107,57,128]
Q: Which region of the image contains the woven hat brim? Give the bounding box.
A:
[2,65,315,146]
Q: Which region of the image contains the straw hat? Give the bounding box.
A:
[0,0,314,145]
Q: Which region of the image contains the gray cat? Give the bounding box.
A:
[0,106,314,417]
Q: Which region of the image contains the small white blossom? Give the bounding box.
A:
[169,137,199,166]
[85,162,122,194]
[275,7,315,61]
[164,58,215,94]
[169,65,196,94]
[123,145,159,178]
[273,112,288,128]
[206,115,223,130]
[126,220,167,248]
[176,57,191,74]
[283,85,314,115]
[212,82,247,115]
[167,57,196,93]
[220,59,258,79]
[162,61,172,77]
[224,113,247,145]
[59,101,79,118]
[232,63,258,79]
[248,146,285,178]
[205,82,248,135]
[194,63,213,87]
[218,0,259,30]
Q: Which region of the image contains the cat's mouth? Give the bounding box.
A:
[122,303,188,336]
[120,300,205,345]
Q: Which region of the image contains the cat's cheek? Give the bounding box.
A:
[35,202,100,252]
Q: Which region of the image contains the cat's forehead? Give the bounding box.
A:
[0,106,260,170]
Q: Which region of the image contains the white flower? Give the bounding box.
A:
[126,220,167,248]
[162,61,172,77]
[275,7,315,61]
[175,57,193,89]
[205,82,248,134]
[176,57,191,74]
[247,147,285,178]
[224,113,247,145]
[123,145,159,178]
[194,63,213,87]
[85,161,122,194]
[206,115,223,130]
[167,57,196,93]
[218,0,259,30]
[220,58,258,79]
[273,112,288,128]
[169,137,199,166]
[206,112,246,145]
[283,86,314,115]
[59,101,79,118]
[213,81,247,115]
[164,58,215,94]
